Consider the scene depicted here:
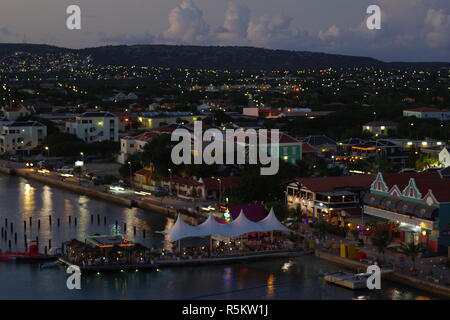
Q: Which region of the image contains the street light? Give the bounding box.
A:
[44,146,50,158]
[217,178,222,205]
[168,169,172,196]
[127,161,132,187]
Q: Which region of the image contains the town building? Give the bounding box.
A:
[137,112,204,129]
[133,169,239,201]
[286,175,374,226]
[350,139,409,164]
[118,132,161,164]
[118,124,192,164]
[362,121,398,136]
[0,121,47,154]
[65,112,119,143]
[299,135,337,153]
[403,107,450,121]
[1,104,33,121]
[363,172,450,253]
[242,107,333,119]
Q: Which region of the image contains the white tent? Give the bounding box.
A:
[195,213,229,238]
[164,208,293,242]
[259,208,292,233]
[228,209,265,237]
[165,214,201,242]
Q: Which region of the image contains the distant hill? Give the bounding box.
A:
[0,43,449,70]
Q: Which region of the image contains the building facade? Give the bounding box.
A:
[0,121,47,153]
[65,112,119,143]
[286,176,374,225]
[363,172,450,253]
[403,107,450,121]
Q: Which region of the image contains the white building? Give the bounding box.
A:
[2,104,33,121]
[403,107,450,121]
[439,148,450,168]
[118,132,161,164]
[65,112,119,143]
[0,121,47,154]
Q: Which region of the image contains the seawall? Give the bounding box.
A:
[0,168,179,218]
[316,250,450,298]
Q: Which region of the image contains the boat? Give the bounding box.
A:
[0,243,58,263]
[324,271,369,290]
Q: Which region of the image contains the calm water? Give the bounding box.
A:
[0,175,444,300]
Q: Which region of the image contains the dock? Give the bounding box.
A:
[324,271,369,290]
[57,249,312,272]
[58,257,159,273]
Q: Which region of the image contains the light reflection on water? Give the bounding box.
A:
[0,175,444,300]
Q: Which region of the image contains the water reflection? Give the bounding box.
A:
[266,274,276,298]
[21,182,35,213]
[0,176,442,300]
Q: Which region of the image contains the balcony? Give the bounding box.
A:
[363,205,436,230]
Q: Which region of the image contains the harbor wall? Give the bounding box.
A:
[316,250,450,298]
[14,169,133,207]
[0,168,183,219]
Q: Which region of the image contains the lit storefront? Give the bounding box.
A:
[363,172,450,253]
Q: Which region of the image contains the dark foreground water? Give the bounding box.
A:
[0,175,444,300]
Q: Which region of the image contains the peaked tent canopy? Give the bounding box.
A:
[259,208,292,233]
[164,208,293,242]
[165,214,201,242]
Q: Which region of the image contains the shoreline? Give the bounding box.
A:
[0,167,196,222]
[58,249,311,272]
[316,250,450,298]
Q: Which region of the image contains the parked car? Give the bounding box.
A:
[57,167,74,174]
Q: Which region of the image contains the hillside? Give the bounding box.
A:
[0,43,448,70]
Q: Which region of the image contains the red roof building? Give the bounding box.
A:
[364,172,450,253]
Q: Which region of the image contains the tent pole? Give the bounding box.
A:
[178,239,181,255]
[209,236,212,257]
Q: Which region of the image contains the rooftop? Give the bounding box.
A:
[291,175,375,192]
[405,107,450,113]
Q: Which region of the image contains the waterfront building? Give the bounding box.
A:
[65,112,119,142]
[403,107,450,121]
[133,170,239,201]
[0,121,47,154]
[363,172,450,253]
[118,124,191,164]
[118,132,161,164]
[286,175,374,225]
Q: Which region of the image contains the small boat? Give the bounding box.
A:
[0,244,57,263]
[40,260,60,269]
[324,271,368,290]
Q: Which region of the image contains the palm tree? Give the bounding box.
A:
[313,221,330,246]
[370,230,392,262]
[398,242,425,271]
